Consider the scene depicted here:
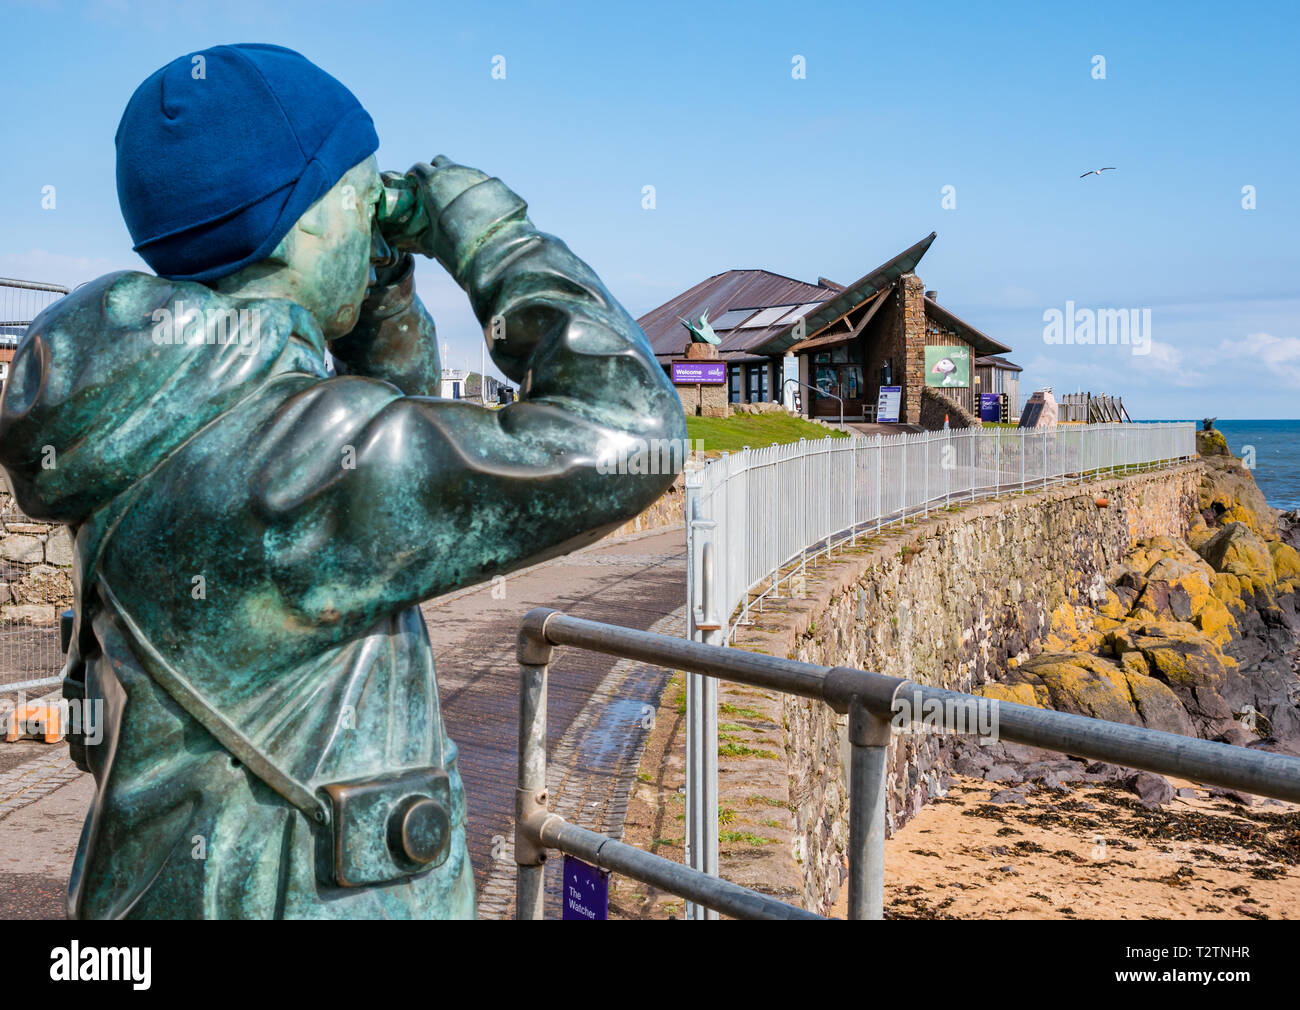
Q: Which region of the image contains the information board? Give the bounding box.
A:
[876,385,902,424]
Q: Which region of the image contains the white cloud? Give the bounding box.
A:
[1133,340,1207,387]
[1218,332,1300,385]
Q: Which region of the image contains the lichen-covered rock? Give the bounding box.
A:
[1197,522,1278,598]
[1196,429,1230,457]
[1127,535,1210,576]
[975,681,1042,708]
[1128,556,1236,647]
[1268,540,1300,594]
[1197,453,1278,539]
[1120,668,1198,736]
[1110,622,1236,738]
[1006,653,1140,726]
[994,649,1197,736]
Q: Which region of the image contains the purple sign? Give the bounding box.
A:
[980,392,1001,422]
[562,855,609,920]
[671,360,726,385]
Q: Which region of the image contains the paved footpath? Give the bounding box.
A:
[0,526,686,919]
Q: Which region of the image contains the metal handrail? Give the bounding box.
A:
[783,377,842,427]
[514,608,1300,920]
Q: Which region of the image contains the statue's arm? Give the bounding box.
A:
[326,255,441,397]
[252,168,685,624]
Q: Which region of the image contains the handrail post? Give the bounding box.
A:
[515,614,555,920]
[848,697,892,920]
[875,434,883,534]
[924,431,929,517]
[687,538,721,920]
[851,436,858,545]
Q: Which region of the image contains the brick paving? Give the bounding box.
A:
[0,747,79,820]
[0,525,687,919]
[421,526,687,918]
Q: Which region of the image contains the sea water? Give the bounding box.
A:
[1199,420,1300,512]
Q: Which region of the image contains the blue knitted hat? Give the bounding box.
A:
[116,44,379,282]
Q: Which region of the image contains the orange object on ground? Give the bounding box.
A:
[3,703,63,743]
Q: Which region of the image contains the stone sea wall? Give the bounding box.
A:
[729,463,1205,914]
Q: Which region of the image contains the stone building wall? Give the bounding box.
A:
[899,274,928,425]
[729,463,1202,914]
[0,479,74,626]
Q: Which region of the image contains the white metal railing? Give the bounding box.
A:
[685,421,1195,645]
[677,420,1194,914]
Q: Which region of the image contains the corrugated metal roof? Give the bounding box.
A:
[638,232,1015,362]
[637,269,837,357]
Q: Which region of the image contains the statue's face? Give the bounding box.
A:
[207,156,384,342]
[293,156,384,339]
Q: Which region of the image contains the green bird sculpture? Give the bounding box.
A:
[680,310,721,345]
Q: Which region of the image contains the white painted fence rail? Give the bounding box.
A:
[685,421,1195,644]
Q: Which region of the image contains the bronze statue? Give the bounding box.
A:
[680,310,721,345]
[0,45,684,918]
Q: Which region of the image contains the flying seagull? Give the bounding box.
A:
[1080,167,1117,178]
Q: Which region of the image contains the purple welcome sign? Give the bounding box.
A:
[671,361,726,384]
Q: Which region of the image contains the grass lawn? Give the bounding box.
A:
[685,412,848,454]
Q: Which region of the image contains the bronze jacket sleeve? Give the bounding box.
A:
[247,170,687,628]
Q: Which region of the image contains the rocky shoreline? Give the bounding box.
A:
[957,428,1300,806]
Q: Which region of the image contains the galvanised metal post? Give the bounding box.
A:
[847,696,893,920]
[945,429,951,508]
[970,429,976,502]
[851,437,858,545]
[514,620,554,920]
[995,427,1000,495]
[875,434,883,534]
[686,539,721,920]
[800,437,807,577]
[901,433,907,522]
[1020,426,1025,492]
[924,432,929,517]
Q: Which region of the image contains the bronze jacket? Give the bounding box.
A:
[0,170,684,918]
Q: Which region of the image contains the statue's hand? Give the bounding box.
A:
[377,157,494,268]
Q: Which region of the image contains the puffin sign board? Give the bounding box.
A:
[924,346,970,388]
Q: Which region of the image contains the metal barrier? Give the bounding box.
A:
[513,608,1300,920]
[677,419,1195,914]
[686,421,1195,646]
[1,279,70,693]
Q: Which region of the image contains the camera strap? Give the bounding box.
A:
[97,578,331,826]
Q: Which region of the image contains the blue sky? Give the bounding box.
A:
[2,0,1297,417]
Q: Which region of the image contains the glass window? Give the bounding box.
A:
[747,363,768,402]
[815,352,830,364]
[728,364,742,403]
[831,345,848,364]
[843,365,862,400]
[815,366,836,397]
